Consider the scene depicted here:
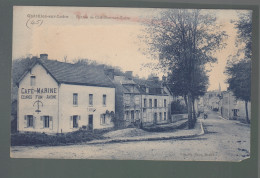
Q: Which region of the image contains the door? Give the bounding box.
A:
[131,111,134,123]
[88,115,93,130]
[154,113,157,124]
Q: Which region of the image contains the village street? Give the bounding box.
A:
[11,110,250,161]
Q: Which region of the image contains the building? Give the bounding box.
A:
[17,54,115,133]
[106,70,172,127]
[108,71,142,127]
[133,77,171,126]
[220,91,251,122]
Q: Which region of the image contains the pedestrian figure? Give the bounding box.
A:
[204,112,208,119]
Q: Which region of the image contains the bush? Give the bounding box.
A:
[11,130,106,146]
[171,100,188,114]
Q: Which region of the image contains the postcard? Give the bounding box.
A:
[11,6,252,161]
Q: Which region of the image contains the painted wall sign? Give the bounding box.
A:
[20,87,57,100]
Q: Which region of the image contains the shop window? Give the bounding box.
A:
[24,115,34,127]
[70,115,80,128]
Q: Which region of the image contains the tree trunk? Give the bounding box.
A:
[245,101,250,124]
[187,92,193,129]
[192,98,196,125]
[184,95,188,111]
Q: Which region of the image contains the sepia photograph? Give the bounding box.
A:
[10,6,252,161]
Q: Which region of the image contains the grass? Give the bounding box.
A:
[11,129,109,146]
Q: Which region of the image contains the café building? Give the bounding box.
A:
[17,54,115,133]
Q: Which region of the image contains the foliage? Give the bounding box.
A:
[140,9,227,128]
[11,57,36,102]
[225,11,252,123]
[225,59,251,102]
[232,12,252,58]
[11,130,106,146]
[171,100,188,114]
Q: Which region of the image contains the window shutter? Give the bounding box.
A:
[78,116,81,128]
[40,116,44,129]
[70,116,73,129]
[100,114,102,124]
[24,115,27,128]
[33,116,36,129]
[50,116,53,130]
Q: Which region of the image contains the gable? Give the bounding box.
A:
[19,63,58,88]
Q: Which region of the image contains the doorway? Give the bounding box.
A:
[88,115,93,130]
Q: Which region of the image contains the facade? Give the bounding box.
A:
[134,77,171,126]
[17,54,115,133]
[106,70,172,127]
[220,91,251,121]
[111,72,142,127]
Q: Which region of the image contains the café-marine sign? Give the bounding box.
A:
[20,87,57,100]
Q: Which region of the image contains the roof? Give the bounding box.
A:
[18,58,115,88]
[133,78,168,95]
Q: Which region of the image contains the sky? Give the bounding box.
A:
[13,6,251,91]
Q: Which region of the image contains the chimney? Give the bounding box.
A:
[125,71,133,80]
[105,69,114,80]
[162,75,167,82]
[40,54,48,60]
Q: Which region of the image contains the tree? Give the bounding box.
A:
[232,12,252,59]
[141,9,227,128]
[225,60,251,123]
[225,12,252,123]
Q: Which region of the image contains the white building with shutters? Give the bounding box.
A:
[17,54,115,133]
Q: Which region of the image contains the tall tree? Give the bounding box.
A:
[225,59,251,123]
[141,9,227,128]
[225,11,252,123]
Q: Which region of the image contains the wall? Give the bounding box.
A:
[18,64,59,133]
[59,84,115,132]
[141,94,170,125]
[220,91,251,121]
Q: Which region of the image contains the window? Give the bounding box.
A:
[164,112,167,120]
[103,94,106,106]
[143,99,147,107]
[125,111,129,120]
[159,99,162,107]
[30,76,36,86]
[44,116,50,128]
[135,96,140,105]
[72,115,79,128]
[41,116,53,129]
[159,112,162,120]
[89,94,93,106]
[125,95,130,105]
[73,93,78,106]
[25,115,34,127]
[149,99,152,108]
[100,114,106,125]
[154,99,157,108]
[164,99,167,107]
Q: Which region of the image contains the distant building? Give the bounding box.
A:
[203,86,221,111]
[220,91,251,122]
[17,54,115,133]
